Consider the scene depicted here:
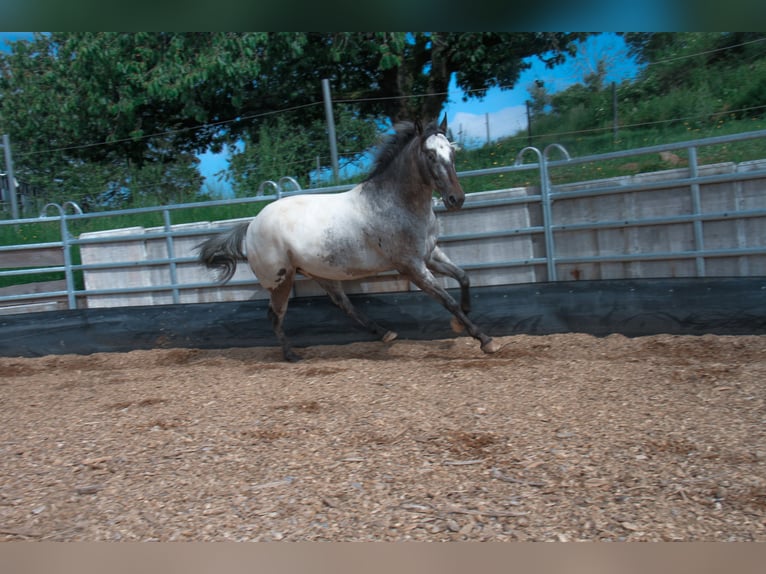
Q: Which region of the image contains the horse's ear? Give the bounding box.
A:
[414,119,423,135]
[439,114,448,133]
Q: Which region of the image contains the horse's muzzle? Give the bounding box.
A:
[444,193,465,210]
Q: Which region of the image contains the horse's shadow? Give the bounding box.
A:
[193,335,467,364]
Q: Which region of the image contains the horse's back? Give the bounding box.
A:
[246,188,391,285]
[251,190,364,244]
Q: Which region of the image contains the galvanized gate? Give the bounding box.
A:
[1,129,766,314]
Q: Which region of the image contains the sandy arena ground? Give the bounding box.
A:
[1,333,764,541]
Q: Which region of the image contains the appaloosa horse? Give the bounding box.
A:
[198,117,497,361]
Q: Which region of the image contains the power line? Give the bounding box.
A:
[646,36,766,67]
[333,91,449,104]
[16,87,487,161]
[509,103,766,145]
[15,100,324,159]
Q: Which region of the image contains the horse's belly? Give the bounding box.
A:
[250,194,392,282]
[296,245,390,280]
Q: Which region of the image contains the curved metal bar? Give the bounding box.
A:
[39,202,64,218]
[543,143,571,161]
[278,176,302,194]
[39,201,83,218]
[62,201,83,214]
[257,180,279,198]
[514,146,542,166]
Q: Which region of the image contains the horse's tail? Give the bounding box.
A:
[197,221,251,284]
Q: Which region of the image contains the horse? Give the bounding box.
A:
[197,116,498,361]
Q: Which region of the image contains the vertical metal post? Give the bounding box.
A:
[687,146,706,276]
[541,144,570,283]
[163,209,180,304]
[485,113,490,145]
[539,156,557,282]
[321,79,339,184]
[2,134,20,220]
[612,82,618,143]
[41,201,82,309]
[59,213,77,309]
[525,101,532,146]
[515,146,557,282]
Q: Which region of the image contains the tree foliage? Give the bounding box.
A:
[0,32,588,209]
[342,32,589,123]
[528,32,766,143]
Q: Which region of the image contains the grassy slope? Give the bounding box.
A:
[455,116,766,193]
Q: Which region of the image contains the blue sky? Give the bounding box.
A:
[1,32,639,191]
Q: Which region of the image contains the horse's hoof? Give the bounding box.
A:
[283,350,302,362]
[382,330,398,343]
[450,316,465,333]
[481,338,500,354]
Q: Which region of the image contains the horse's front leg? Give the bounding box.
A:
[427,247,470,312]
[427,247,471,333]
[403,262,498,354]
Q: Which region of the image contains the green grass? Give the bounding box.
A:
[454,115,766,193]
[0,200,272,290]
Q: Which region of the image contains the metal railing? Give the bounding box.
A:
[2,129,766,313]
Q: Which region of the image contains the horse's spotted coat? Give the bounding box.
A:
[198,117,496,361]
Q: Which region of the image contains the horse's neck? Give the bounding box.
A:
[399,181,434,216]
[363,178,432,220]
[381,154,433,216]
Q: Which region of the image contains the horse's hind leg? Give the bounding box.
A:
[314,278,397,343]
[427,247,471,333]
[268,273,301,362]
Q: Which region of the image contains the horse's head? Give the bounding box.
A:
[418,116,465,211]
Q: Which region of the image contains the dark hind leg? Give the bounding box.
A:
[427,247,471,333]
[268,273,301,362]
[314,278,397,343]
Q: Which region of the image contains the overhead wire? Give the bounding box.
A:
[645,35,766,67]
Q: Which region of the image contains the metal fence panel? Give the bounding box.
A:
[1,129,766,314]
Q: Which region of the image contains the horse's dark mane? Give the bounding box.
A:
[364,120,442,182]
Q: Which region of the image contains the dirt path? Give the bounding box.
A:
[1,333,764,541]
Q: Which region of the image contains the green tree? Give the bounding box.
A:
[364,32,590,122]
[521,32,766,152]
[222,32,589,190]
[621,32,678,65]
[619,32,766,127]
[528,80,550,117]
[1,32,589,208]
[226,106,381,195]
[0,32,292,207]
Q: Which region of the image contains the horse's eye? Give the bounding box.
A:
[427,150,437,162]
